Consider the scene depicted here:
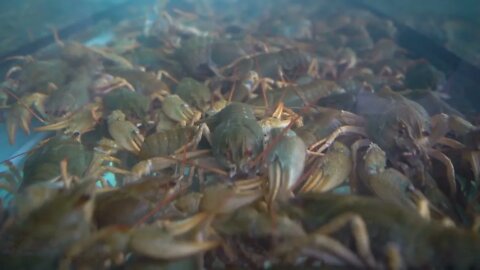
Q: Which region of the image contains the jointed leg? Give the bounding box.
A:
[303,235,365,267]
[311,125,367,153]
[427,148,456,197]
[313,212,377,268]
[385,243,404,270]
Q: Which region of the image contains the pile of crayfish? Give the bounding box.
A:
[0,0,479,269]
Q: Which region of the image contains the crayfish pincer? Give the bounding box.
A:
[207,103,264,176]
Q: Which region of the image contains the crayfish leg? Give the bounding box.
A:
[385,243,404,270]
[306,234,365,267]
[313,212,377,268]
[427,148,456,198]
[315,125,367,154]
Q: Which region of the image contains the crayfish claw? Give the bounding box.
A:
[107,110,145,154]
[265,128,306,208]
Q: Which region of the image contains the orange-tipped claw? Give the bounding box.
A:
[107,110,144,154]
[36,102,102,138]
[162,95,201,125]
[265,128,306,209]
[300,142,352,194]
[5,92,48,144]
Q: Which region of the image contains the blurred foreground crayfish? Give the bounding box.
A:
[280,193,480,269]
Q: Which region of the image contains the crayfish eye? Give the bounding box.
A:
[72,131,81,138]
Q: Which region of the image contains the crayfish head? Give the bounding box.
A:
[212,119,264,177]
